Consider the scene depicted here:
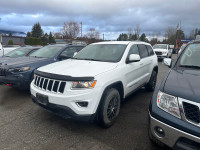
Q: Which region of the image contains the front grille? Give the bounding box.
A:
[34,75,66,94]
[183,102,200,124]
[155,52,162,55]
[0,68,6,76]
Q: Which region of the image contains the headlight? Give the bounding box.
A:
[72,81,96,89]
[157,91,181,118]
[8,66,30,72]
[162,51,167,54]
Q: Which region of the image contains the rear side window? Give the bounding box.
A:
[146,45,154,56]
[138,44,149,58]
[76,46,85,52]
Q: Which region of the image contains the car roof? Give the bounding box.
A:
[90,41,151,45]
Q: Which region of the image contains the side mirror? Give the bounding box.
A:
[58,54,71,60]
[163,58,172,68]
[126,54,140,63]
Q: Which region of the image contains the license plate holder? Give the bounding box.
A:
[36,93,48,105]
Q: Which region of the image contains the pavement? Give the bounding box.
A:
[0,55,177,150]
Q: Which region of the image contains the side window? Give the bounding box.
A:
[138,44,149,59]
[60,47,76,57]
[127,45,139,57]
[146,45,154,56]
[76,46,84,52]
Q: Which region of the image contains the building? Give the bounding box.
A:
[1,35,25,46]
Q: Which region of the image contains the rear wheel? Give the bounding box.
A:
[98,88,121,128]
[145,70,157,92]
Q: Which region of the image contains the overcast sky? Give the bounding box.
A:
[0,0,200,40]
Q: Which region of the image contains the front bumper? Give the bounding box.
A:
[30,81,103,119]
[0,74,31,90]
[149,114,200,149]
[32,95,95,122]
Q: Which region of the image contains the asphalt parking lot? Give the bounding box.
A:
[0,55,177,150]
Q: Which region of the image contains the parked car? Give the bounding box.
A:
[0,46,41,63]
[149,40,200,149]
[0,44,85,90]
[31,41,158,127]
[153,44,172,59]
[0,43,20,57]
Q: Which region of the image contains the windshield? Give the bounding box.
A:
[29,46,63,58]
[5,47,31,58]
[179,43,200,68]
[74,44,127,62]
[153,45,167,49]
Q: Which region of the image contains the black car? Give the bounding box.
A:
[149,39,200,149]
[0,44,85,90]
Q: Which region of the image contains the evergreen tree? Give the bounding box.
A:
[26,32,32,37]
[117,33,128,41]
[31,23,43,38]
[8,40,14,45]
[139,33,148,42]
[41,33,49,45]
[49,32,56,43]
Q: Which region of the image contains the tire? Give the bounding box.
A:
[145,70,157,92]
[98,88,121,128]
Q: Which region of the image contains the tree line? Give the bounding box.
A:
[25,23,55,45]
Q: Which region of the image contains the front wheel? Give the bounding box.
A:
[145,70,157,92]
[98,88,121,128]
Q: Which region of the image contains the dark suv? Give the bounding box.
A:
[0,44,85,90]
[149,39,200,149]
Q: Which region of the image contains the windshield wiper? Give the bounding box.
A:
[180,65,200,69]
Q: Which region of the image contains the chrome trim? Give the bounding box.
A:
[178,97,200,128]
[149,114,200,148]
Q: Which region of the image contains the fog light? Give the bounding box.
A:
[76,102,88,107]
[154,126,165,137]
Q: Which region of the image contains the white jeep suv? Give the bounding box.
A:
[153,44,172,59]
[31,41,158,127]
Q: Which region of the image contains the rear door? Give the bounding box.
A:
[138,44,152,84]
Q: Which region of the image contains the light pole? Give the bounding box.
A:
[80,22,82,38]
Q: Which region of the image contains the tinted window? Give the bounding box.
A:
[76,46,85,52]
[60,47,77,57]
[146,45,154,56]
[138,44,149,58]
[128,45,139,56]
[30,46,64,58]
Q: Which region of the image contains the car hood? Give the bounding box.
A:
[164,69,200,103]
[153,49,167,52]
[37,59,118,77]
[0,56,49,68]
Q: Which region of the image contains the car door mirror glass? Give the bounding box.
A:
[163,58,172,67]
[127,54,140,63]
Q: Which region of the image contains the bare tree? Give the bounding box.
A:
[134,24,141,40]
[87,28,99,39]
[127,28,133,40]
[165,27,176,39]
[61,22,80,40]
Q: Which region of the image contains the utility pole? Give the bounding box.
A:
[80,22,82,38]
[103,33,104,41]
